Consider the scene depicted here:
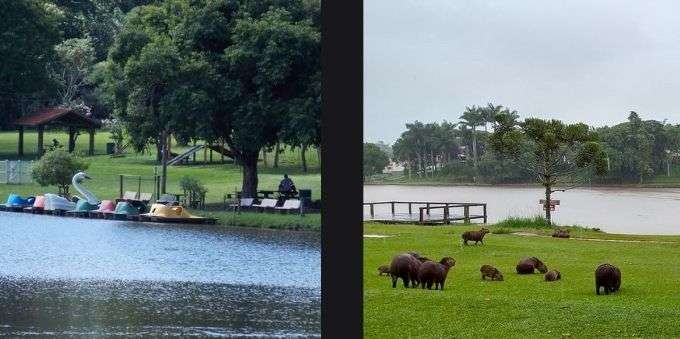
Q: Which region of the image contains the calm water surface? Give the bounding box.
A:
[0,212,320,337]
[364,185,680,235]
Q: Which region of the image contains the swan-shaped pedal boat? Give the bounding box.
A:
[140,203,215,224]
[65,172,101,217]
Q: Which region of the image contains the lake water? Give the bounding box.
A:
[364,185,680,235]
[0,212,320,337]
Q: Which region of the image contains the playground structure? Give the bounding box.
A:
[167,143,233,166]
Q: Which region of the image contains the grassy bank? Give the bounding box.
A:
[0,131,321,230]
[364,221,680,338]
[365,171,680,188]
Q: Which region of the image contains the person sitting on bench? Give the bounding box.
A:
[278,174,297,198]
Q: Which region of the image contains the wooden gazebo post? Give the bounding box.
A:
[68,126,76,153]
[37,125,44,156]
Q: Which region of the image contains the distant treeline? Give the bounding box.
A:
[368,104,680,184]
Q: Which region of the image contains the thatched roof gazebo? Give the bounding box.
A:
[14,107,102,158]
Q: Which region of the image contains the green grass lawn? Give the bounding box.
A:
[364,222,680,338]
[0,130,321,230]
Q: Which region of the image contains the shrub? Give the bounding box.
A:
[179,176,207,208]
[31,149,89,196]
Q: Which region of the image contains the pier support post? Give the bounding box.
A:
[391,202,395,215]
[464,205,470,223]
[444,205,450,224]
[426,203,430,215]
[483,204,487,223]
[370,203,374,218]
[408,203,412,215]
[419,208,424,223]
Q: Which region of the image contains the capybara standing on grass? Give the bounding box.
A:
[390,253,423,288]
[418,257,456,290]
[378,265,391,276]
[462,228,490,245]
[544,270,561,281]
[516,257,548,274]
[480,265,504,281]
[595,263,621,295]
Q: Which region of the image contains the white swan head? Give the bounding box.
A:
[72,172,92,184]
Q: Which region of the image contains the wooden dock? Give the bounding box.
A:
[363,201,487,225]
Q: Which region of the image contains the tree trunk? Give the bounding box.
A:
[472,129,478,170]
[274,142,280,168]
[160,130,168,194]
[544,184,552,225]
[241,152,259,198]
[301,144,308,172]
[317,147,321,168]
[262,148,268,168]
[156,135,163,163]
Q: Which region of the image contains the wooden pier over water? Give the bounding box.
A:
[363,201,487,225]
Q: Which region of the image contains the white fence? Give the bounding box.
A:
[0,160,34,184]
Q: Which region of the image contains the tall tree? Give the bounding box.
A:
[0,0,61,129]
[491,115,607,224]
[459,106,485,173]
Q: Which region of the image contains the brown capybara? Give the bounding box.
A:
[480,265,504,281]
[462,228,490,245]
[390,253,423,288]
[544,270,561,281]
[378,265,391,276]
[418,257,456,290]
[552,229,570,238]
[595,263,621,295]
[516,257,548,274]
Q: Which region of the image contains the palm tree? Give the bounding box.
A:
[459,106,485,172]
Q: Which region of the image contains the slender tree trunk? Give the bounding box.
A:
[472,129,478,170]
[274,142,280,168]
[316,147,321,168]
[301,144,308,172]
[544,183,552,225]
[241,152,259,198]
[156,135,162,163]
[161,130,168,194]
[408,158,412,179]
[262,148,268,168]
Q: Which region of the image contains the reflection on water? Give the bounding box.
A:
[364,185,680,234]
[0,277,320,337]
[0,212,320,337]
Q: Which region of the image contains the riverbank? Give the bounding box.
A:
[364,221,680,338]
[365,179,680,189]
[0,131,321,231]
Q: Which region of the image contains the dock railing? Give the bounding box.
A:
[363,201,487,224]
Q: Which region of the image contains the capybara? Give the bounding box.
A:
[418,257,456,290]
[378,265,391,276]
[595,263,621,295]
[552,229,570,238]
[407,252,431,263]
[462,228,490,245]
[516,257,548,274]
[544,270,561,281]
[390,253,423,288]
[480,265,503,281]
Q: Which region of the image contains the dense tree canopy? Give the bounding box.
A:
[363,143,390,178]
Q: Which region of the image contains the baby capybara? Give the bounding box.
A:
[544,270,561,281]
[378,265,391,276]
[462,228,490,245]
[418,257,456,290]
[480,265,503,281]
[595,263,621,295]
[516,257,548,274]
[390,253,423,288]
[552,229,570,238]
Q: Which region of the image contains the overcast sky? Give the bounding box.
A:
[364,0,680,144]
